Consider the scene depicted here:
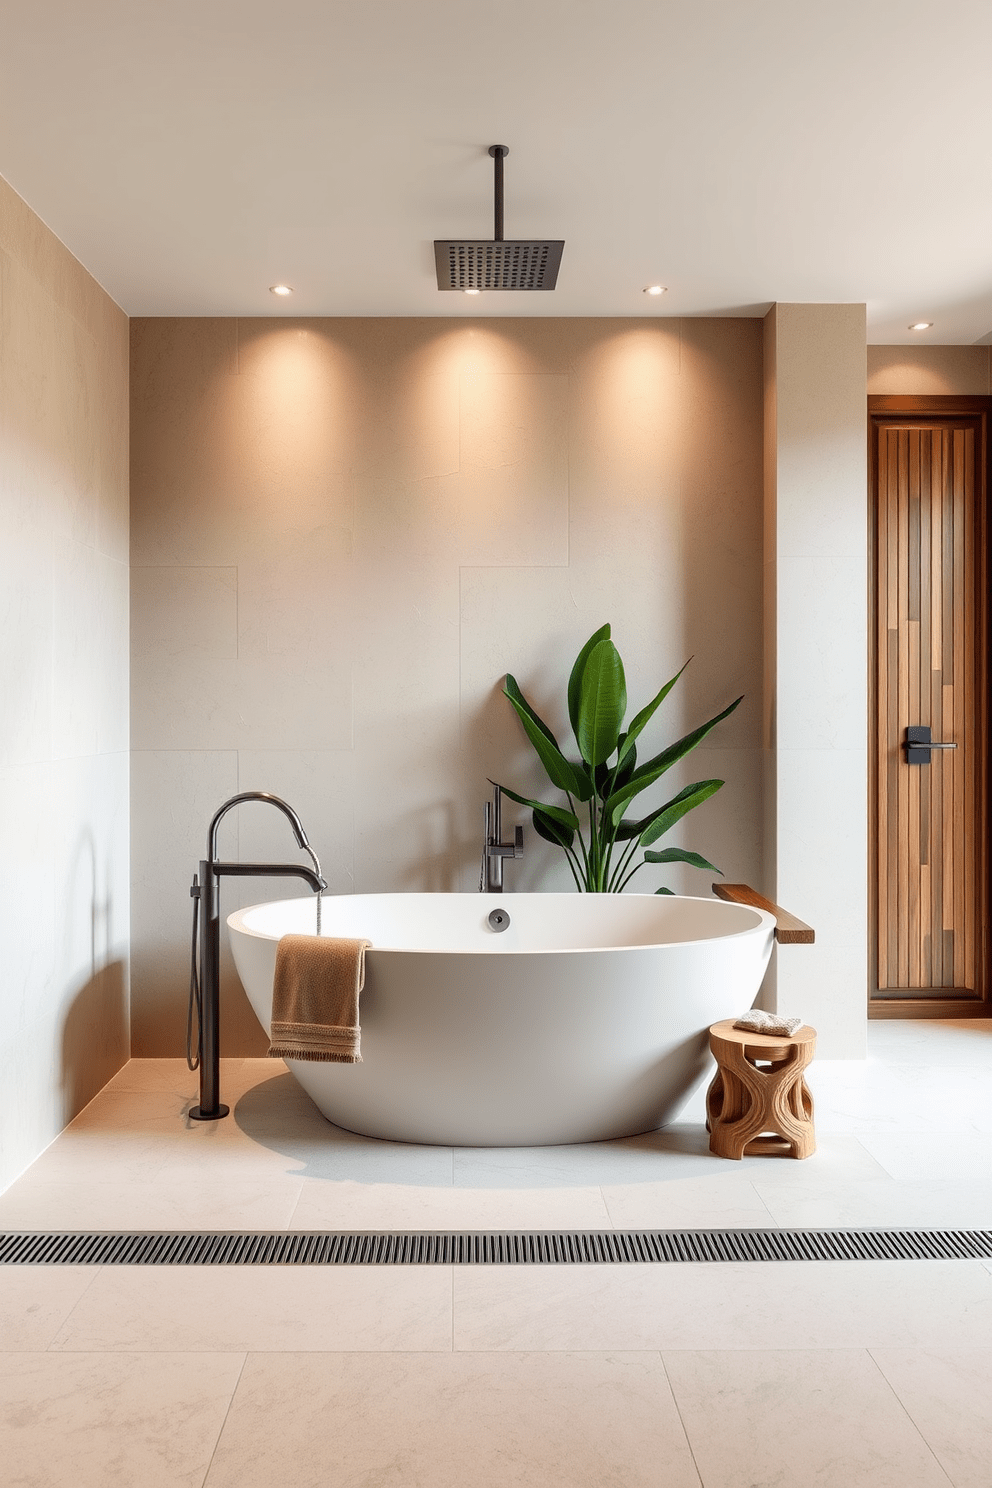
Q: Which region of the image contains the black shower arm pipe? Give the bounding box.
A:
[489,145,508,242]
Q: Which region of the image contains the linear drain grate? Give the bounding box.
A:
[2,1228,992,1266]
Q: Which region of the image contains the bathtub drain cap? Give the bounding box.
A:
[487,908,510,932]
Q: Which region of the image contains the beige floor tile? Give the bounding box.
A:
[49,1264,453,1352]
[101,1057,221,1095]
[872,1348,992,1488]
[868,1019,992,1066]
[7,1125,172,1185]
[0,1174,306,1231]
[0,1265,99,1349]
[856,1131,992,1182]
[663,1349,949,1488]
[810,1061,992,1135]
[757,1177,992,1231]
[723,1131,892,1184]
[602,1174,776,1230]
[288,1178,613,1231]
[228,1071,455,1185]
[453,1260,992,1353]
[204,1350,700,1488]
[451,1127,725,1188]
[66,1089,196,1130]
[0,1350,244,1488]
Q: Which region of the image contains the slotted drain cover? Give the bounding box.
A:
[2,1228,991,1266]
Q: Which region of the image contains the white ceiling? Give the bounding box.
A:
[2,0,991,341]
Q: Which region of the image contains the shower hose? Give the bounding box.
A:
[187,874,201,1071]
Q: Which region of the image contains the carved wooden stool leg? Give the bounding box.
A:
[706,1021,816,1160]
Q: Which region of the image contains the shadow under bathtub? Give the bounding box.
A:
[232,1071,716,1187]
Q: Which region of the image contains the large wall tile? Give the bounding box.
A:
[131,316,766,1051]
[868,345,991,397]
[233,750,357,899]
[0,514,53,766]
[0,175,129,1191]
[132,566,238,664]
[455,371,569,566]
[130,750,239,1056]
[52,541,129,760]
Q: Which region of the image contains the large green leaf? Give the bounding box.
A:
[629,694,743,785]
[531,806,575,849]
[611,735,638,793]
[613,815,645,842]
[642,846,723,873]
[493,782,579,832]
[503,684,593,801]
[607,695,742,824]
[639,779,724,845]
[615,661,689,770]
[612,794,686,844]
[567,624,611,740]
[576,639,627,767]
[504,673,558,746]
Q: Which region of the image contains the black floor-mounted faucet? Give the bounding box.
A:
[188,792,327,1121]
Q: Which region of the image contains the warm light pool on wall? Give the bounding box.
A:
[909,321,932,331]
[270,284,293,297]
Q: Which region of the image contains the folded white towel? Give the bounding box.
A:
[733,1010,803,1036]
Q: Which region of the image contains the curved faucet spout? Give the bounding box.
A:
[207,791,310,863]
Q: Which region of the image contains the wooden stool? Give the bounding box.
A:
[706,1019,816,1160]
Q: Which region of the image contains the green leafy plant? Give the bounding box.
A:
[495,624,742,893]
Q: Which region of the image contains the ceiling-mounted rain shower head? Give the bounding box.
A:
[434,145,564,292]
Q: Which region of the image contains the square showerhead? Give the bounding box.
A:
[434,239,565,292]
[434,146,564,292]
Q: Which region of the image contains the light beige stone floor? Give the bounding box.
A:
[3,1020,992,1484]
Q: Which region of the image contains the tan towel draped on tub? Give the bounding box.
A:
[268,934,371,1063]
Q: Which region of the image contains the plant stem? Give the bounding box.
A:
[608,832,641,892]
[566,792,592,885]
[616,858,648,893]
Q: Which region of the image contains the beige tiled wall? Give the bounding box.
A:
[867,346,991,396]
[0,175,130,1190]
[130,316,765,1055]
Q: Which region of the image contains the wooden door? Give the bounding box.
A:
[869,396,990,1016]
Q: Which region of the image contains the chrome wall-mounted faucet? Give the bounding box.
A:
[480,783,523,892]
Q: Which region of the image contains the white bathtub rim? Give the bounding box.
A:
[226,891,777,956]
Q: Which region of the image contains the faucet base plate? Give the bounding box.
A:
[188,1104,230,1121]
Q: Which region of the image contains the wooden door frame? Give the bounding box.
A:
[868,395,992,1019]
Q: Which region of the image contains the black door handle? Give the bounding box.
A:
[904,725,957,764]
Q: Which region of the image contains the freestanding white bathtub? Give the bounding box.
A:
[228,892,775,1146]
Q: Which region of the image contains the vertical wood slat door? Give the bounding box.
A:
[871,402,989,1014]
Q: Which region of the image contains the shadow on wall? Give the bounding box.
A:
[59,827,129,1123]
[60,960,128,1123]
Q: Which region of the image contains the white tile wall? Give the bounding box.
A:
[765,304,868,1056]
[0,175,130,1191]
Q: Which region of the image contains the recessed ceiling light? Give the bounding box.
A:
[909,321,932,331]
[269,284,293,297]
[464,288,482,296]
[643,285,666,296]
